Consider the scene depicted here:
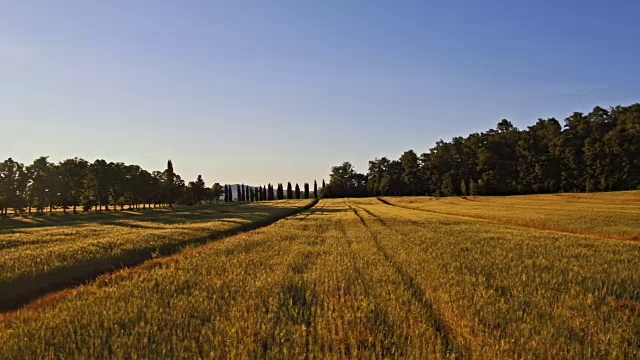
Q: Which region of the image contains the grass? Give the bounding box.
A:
[379,191,640,240]
[0,192,638,358]
[0,200,314,310]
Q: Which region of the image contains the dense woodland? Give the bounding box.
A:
[323,104,640,197]
[0,157,319,216]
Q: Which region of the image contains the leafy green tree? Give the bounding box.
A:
[58,158,89,213]
[517,118,562,193]
[25,156,56,213]
[0,158,29,215]
[211,183,223,203]
[400,150,420,195]
[192,175,206,204]
[323,162,367,198]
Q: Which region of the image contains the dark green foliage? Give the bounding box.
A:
[268,184,275,200]
[287,182,293,199]
[165,160,175,207]
[277,183,284,200]
[0,157,227,215]
[325,103,640,197]
[313,180,318,199]
[210,183,223,203]
[295,184,301,199]
[236,185,241,201]
[323,162,368,198]
[304,183,310,199]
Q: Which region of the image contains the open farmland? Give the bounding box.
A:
[0,200,314,310]
[0,192,638,358]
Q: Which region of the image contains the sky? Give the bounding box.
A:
[2,0,639,186]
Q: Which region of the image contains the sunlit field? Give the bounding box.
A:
[0,200,313,310]
[1,193,638,358]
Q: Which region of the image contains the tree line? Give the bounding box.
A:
[223,181,319,202]
[323,103,640,198]
[0,157,320,216]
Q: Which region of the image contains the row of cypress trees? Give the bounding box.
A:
[223,181,319,202]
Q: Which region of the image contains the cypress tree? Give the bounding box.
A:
[304,183,310,199]
[236,184,241,201]
[250,187,255,202]
[295,183,301,199]
[265,185,270,200]
[246,185,250,201]
[287,182,293,199]
[313,180,318,199]
[165,159,175,207]
[277,183,284,200]
[224,185,228,202]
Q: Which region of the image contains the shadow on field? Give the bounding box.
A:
[289,206,348,221]
[0,203,275,232]
[0,200,318,313]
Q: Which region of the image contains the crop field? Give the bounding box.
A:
[0,200,314,310]
[0,192,638,359]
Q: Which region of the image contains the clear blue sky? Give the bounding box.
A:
[2,0,639,186]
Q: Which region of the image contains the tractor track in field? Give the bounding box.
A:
[346,199,466,359]
[0,200,319,315]
[376,197,640,243]
[294,200,326,221]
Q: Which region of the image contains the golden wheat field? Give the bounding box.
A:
[0,192,638,359]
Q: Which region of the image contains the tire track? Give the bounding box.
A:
[1,200,319,314]
[377,197,639,243]
[346,199,465,359]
